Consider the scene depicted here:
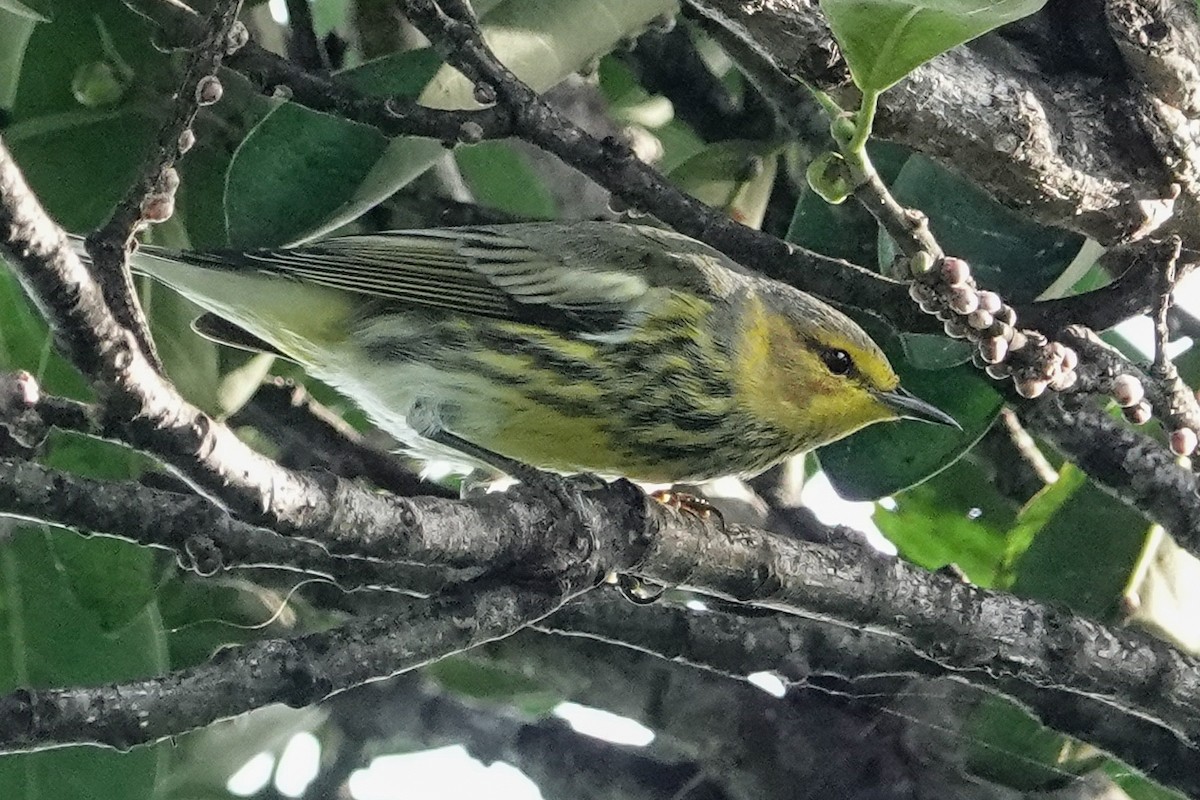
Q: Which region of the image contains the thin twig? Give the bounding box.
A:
[85,0,247,371]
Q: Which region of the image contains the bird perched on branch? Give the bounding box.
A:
[99,222,955,482]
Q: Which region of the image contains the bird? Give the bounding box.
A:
[103,222,957,483]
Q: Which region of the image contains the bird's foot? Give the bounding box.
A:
[650,489,726,530]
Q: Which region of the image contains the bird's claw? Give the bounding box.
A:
[650,489,726,529]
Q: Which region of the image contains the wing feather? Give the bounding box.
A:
[157,223,746,335]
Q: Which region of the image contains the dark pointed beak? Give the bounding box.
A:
[875,387,960,429]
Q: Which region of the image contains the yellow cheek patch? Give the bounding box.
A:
[734,296,894,445]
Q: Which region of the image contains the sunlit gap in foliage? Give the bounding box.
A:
[1113,269,1200,360]
[268,0,290,25]
[227,751,275,796]
[800,471,897,555]
[746,671,788,698]
[275,731,322,797]
[348,745,542,800]
[553,701,656,746]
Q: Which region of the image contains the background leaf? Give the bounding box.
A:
[819,0,1049,92]
[884,155,1083,302]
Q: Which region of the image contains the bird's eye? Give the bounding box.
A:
[820,348,853,375]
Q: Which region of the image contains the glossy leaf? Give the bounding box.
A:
[0,10,37,107]
[885,155,1083,303]
[872,453,1019,586]
[224,102,390,247]
[819,0,1049,92]
[269,0,677,243]
[5,0,165,230]
[0,526,167,799]
[456,141,558,220]
[1011,471,1151,621]
[0,0,50,21]
[671,140,782,229]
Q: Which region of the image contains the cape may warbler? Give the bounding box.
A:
[118,222,955,482]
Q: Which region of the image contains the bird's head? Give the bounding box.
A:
[734,284,957,449]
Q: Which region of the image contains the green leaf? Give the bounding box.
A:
[1011,471,1151,621]
[670,140,782,229]
[315,0,677,240]
[965,693,1102,791]
[898,332,973,369]
[0,11,38,108]
[817,319,1002,500]
[456,141,558,220]
[426,655,559,716]
[0,0,50,20]
[787,141,912,265]
[5,0,165,231]
[872,453,1019,586]
[0,525,168,799]
[224,102,389,247]
[158,575,327,671]
[1108,762,1188,800]
[885,155,1083,303]
[0,0,50,22]
[6,108,158,232]
[36,429,158,632]
[819,0,1049,92]
[0,267,89,399]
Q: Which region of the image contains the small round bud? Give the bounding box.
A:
[1112,374,1145,408]
[1050,370,1077,391]
[1015,377,1049,398]
[159,167,180,195]
[71,61,125,108]
[948,286,980,315]
[225,21,249,55]
[473,82,497,105]
[11,370,39,408]
[940,257,971,287]
[1125,401,1152,425]
[457,121,484,144]
[967,309,994,330]
[140,192,175,223]
[829,114,858,146]
[1060,346,1079,372]
[177,128,196,154]
[195,76,223,106]
[996,306,1017,326]
[980,336,1008,364]
[976,291,1002,314]
[909,251,935,275]
[918,298,940,314]
[1172,428,1198,457]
